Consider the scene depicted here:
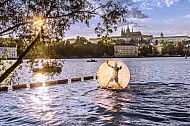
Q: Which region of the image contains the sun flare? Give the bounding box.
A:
[33,16,45,28]
[34,73,47,83]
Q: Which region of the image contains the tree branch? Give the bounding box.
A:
[0,22,30,35]
[0,0,12,7]
[47,10,99,19]
[0,29,41,84]
[45,0,56,18]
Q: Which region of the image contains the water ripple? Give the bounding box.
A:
[1,58,190,125]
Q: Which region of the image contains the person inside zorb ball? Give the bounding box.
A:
[97,60,130,90]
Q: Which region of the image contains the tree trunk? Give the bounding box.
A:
[0,32,40,84]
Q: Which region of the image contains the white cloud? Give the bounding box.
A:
[164,0,180,7]
[118,0,134,5]
[89,0,134,5]
[126,8,149,19]
[118,21,143,28]
[131,23,143,27]
[156,2,162,8]
[140,1,152,10]
[164,19,177,23]
[184,13,190,18]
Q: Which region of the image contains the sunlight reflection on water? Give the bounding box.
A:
[30,86,55,122]
[0,58,190,125]
[34,73,47,83]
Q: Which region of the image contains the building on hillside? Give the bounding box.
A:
[121,26,153,42]
[0,47,17,59]
[89,26,153,44]
[121,26,142,38]
[0,37,17,59]
[153,36,190,44]
[114,43,139,57]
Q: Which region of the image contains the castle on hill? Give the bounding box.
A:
[121,26,142,37]
[88,26,153,43]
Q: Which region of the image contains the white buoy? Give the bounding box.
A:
[97,60,130,90]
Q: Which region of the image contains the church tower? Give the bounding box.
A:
[131,27,133,36]
[121,28,123,37]
[126,25,130,36]
[121,28,126,37]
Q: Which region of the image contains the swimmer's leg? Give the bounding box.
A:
[116,82,123,88]
[106,78,113,88]
[106,81,111,88]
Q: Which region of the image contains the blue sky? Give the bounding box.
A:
[65,0,190,39]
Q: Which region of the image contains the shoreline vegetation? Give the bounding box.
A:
[3,36,189,61]
[1,55,187,60]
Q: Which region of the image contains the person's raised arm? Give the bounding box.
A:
[107,61,114,68]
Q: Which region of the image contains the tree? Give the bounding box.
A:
[152,46,159,56]
[175,42,184,55]
[139,44,153,56]
[160,32,164,37]
[147,44,153,54]
[114,39,125,45]
[0,0,127,83]
[155,40,158,45]
[139,45,149,56]
[74,36,88,45]
[63,40,73,57]
[73,45,85,57]
[161,43,175,55]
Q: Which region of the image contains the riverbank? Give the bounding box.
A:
[18,55,188,60]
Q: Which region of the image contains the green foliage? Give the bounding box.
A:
[114,39,125,45]
[102,36,114,46]
[0,0,127,83]
[73,45,85,57]
[34,61,62,74]
[160,42,184,55]
[0,0,126,59]
[152,46,159,56]
[139,45,149,56]
[0,0,127,38]
[175,42,184,55]
[74,36,88,45]
[0,38,16,80]
[0,60,14,86]
[139,44,159,56]
[40,36,114,58]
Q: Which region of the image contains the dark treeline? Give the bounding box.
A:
[17,36,114,59]
[139,41,189,57]
[4,37,190,59]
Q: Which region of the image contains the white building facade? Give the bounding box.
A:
[0,47,17,59]
[153,36,190,44]
[114,44,139,57]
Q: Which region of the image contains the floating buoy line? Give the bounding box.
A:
[0,76,95,91]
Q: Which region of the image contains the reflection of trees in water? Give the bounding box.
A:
[95,89,131,125]
[11,59,64,84]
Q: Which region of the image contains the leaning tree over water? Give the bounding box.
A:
[0,0,128,83]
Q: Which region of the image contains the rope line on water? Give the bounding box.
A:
[0,75,96,91]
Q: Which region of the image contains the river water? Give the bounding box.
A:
[0,57,190,125]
